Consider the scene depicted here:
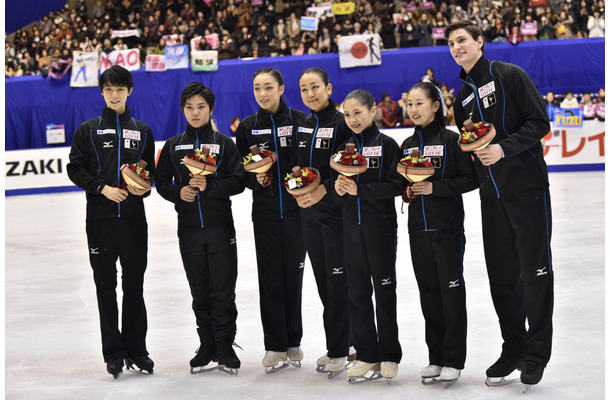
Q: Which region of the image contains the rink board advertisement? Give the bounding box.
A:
[5,122,605,196]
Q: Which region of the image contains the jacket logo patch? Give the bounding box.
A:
[478,81,496,98]
[176,144,194,150]
[299,141,307,148]
[362,146,382,157]
[202,144,220,154]
[280,137,291,147]
[124,139,139,150]
[258,141,269,151]
[423,145,444,156]
[252,129,272,135]
[97,129,116,135]
[123,130,141,140]
[277,125,292,137]
[315,138,330,149]
[462,92,475,107]
[103,141,113,148]
[483,93,497,109]
[403,147,418,155]
[298,127,314,134]
[316,128,334,138]
[367,157,380,169]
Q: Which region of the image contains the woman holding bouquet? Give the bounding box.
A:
[155,82,245,374]
[400,81,477,385]
[331,89,403,383]
[292,67,353,376]
[233,68,308,372]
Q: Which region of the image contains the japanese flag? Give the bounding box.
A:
[338,34,382,69]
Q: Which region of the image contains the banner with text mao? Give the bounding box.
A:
[70,52,98,87]
[191,51,218,72]
[165,45,189,70]
[100,49,141,72]
[338,34,382,69]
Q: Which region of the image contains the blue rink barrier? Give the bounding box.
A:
[5,38,605,151]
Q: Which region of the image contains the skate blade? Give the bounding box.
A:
[125,360,153,375]
[523,384,533,394]
[112,371,123,380]
[421,376,442,385]
[386,377,394,386]
[485,376,520,387]
[288,360,302,368]
[327,369,345,379]
[443,378,459,389]
[190,364,219,374]
[348,371,382,384]
[219,365,239,376]
[316,365,327,373]
[265,362,289,374]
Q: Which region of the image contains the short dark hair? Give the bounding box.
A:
[99,65,133,92]
[381,93,391,101]
[445,20,485,54]
[344,89,376,110]
[180,81,215,111]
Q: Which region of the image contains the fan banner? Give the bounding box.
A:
[338,34,382,69]
[70,52,98,87]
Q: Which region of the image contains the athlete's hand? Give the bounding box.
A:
[256,172,270,187]
[126,184,150,196]
[101,186,129,203]
[411,181,433,196]
[475,144,503,166]
[335,175,358,196]
[295,185,327,208]
[189,173,207,191]
[180,185,198,202]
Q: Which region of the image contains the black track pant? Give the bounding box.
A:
[302,214,350,358]
[344,223,402,364]
[410,229,467,369]
[253,217,306,351]
[481,186,554,366]
[178,225,238,346]
[86,218,149,362]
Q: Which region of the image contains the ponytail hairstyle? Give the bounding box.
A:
[299,67,330,86]
[253,67,284,87]
[409,81,446,128]
[343,88,377,111]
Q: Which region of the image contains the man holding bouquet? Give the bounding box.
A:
[445,21,554,389]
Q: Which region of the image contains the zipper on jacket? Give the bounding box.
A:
[116,114,122,217]
[310,114,320,167]
[416,130,427,229]
[354,134,363,225]
[195,132,204,227]
[270,115,283,218]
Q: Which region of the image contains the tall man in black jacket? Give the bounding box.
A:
[445,21,554,389]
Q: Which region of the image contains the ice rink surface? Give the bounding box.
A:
[5,171,605,399]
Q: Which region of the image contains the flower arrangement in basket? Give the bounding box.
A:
[283,166,320,196]
[243,144,277,191]
[329,143,368,177]
[397,149,434,207]
[183,147,217,175]
[459,119,496,152]
[120,160,152,190]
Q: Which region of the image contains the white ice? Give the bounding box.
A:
[5,171,604,399]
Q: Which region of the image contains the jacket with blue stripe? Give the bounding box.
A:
[67,106,155,221]
[155,122,245,228]
[330,123,403,226]
[453,56,550,200]
[400,120,478,233]
[234,98,306,221]
[291,99,351,219]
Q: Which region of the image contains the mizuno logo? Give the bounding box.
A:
[299,141,307,147]
[90,247,99,254]
[230,237,237,245]
[258,141,269,150]
[381,277,392,286]
[448,279,460,288]
[332,267,343,275]
[537,267,548,276]
[103,141,113,148]
[299,262,305,269]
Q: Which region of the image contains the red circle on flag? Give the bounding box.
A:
[350,42,368,59]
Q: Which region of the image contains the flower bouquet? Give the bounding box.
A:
[284,166,320,196]
[329,143,368,176]
[242,145,277,173]
[458,119,496,152]
[120,160,152,190]
[183,147,217,175]
[397,149,435,182]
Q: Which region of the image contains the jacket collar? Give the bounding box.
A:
[417,120,443,138]
[185,121,214,139]
[256,97,289,125]
[459,56,490,84]
[351,122,380,145]
[102,106,132,124]
[312,99,339,122]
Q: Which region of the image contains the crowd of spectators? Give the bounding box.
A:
[5,0,606,78]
